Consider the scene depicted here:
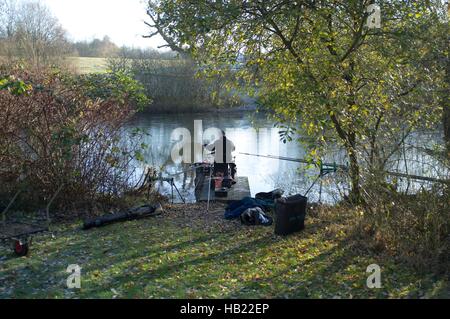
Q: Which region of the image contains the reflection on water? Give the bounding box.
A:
[126,112,447,203]
[127,112,313,202]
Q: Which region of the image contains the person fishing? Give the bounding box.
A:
[205,130,237,179]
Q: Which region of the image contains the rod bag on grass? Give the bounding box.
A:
[83,204,161,230]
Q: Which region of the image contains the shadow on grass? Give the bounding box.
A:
[0,220,222,297]
[1,212,447,299]
[102,235,272,293]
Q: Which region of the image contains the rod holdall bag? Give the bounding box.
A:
[274,194,307,236]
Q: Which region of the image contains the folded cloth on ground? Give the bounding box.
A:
[240,207,273,226]
[224,197,274,220]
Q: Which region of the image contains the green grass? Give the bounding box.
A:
[66,57,180,74]
[67,57,108,74]
[0,204,448,299]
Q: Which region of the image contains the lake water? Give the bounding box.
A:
[127,111,447,203]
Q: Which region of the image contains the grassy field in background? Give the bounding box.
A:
[66,57,181,74]
[67,57,108,74]
[0,203,448,299]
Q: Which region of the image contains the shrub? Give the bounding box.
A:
[68,71,150,111]
[107,55,241,112]
[360,182,450,273]
[0,65,150,212]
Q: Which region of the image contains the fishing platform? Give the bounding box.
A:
[196,176,251,203]
[193,163,251,203]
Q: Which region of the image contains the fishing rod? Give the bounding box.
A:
[239,152,448,184]
[240,152,342,202]
[239,152,348,172]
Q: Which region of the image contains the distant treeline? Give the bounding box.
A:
[0,0,176,64]
[72,36,119,58]
[0,0,243,112]
[72,36,178,59]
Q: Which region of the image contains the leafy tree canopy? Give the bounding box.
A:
[146,0,447,198]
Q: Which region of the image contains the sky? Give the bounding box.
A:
[40,0,166,49]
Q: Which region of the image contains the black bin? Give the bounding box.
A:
[274,194,308,236]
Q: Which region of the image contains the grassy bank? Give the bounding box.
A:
[0,203,448,299]
[67,57,108,74]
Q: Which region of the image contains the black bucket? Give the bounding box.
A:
[274,194,308,236]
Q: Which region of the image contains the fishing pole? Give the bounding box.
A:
[239,152,348,172]
[239,152,448,184]
[240,152,343,202]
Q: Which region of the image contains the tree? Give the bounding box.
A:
[0,0,17,57]
[445,1,450,160]
[0,0,70,67]
[73,36,120,58]
[0,0,16,38]
[145,0,447,201]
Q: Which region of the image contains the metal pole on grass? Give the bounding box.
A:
[46,184,64,225]
[172,180,186,204]
[207,164,213,213]
[171,179,174,204]
[2,190,22,225]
